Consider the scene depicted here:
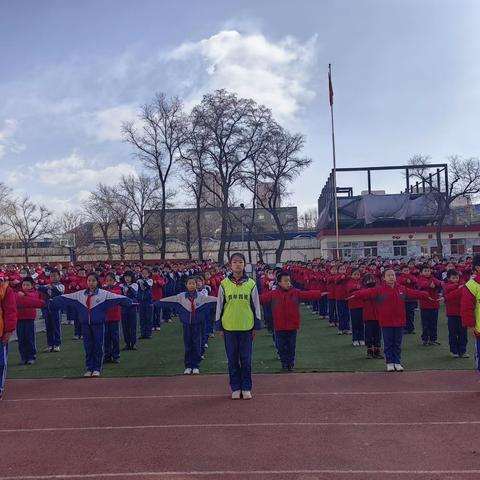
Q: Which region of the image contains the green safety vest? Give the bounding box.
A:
[220,277,256,331]
[466,279,480,334]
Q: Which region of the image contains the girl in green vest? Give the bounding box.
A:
[215,253,262,400]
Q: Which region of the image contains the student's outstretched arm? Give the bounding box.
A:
[297,290,325,301]
[103,291,133,308]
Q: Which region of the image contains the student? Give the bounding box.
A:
[196,275,213,356]
[417,265,442,346]
[70,268,88,339]
[50,273,132,377]
[216,253,262,400]
[360,274,383,359]
[38,269,65,352]
[151,267,165,331]
[350,269,430,372]
[137,268,154,339]
[260,271,326,371]
[156,276,217,375]
[16,277,45,365]
[443,269,468,358]
[326,265,338,327]
[347,269,365,346]
[0,278,17,399]
[120,271,139,350]
[335,264,351,335]
[461,255,480,371]
[398,266,418,334]
[103,273,122,364]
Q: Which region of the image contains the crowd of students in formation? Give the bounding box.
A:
[0,253,479,400]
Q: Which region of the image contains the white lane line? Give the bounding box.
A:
[1,420,480,434]
[1,470,480,479]
[4,389,479,402]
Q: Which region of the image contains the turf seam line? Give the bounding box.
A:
[2,470,480,479]
[3,420,480,433]
[4,389,479,402]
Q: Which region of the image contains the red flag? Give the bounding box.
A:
[328,64,334,106]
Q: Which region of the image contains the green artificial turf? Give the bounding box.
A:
[7,306,477,379]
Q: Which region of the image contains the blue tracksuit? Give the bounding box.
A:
[156,292,217,370]
[38,282,65,348]
[137,278,153,338]
[50,288,132,372]
[120,283,139,349]
[162,274,176,321]
[0,344,8,398]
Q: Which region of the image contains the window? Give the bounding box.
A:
[420,240,429,256]
[257,213,265,220]
[393,240,407,257]
[450,238,465,255]
[363,241,378,257]
[341,242,352,259]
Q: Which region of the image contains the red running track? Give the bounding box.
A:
[1,371,480,479]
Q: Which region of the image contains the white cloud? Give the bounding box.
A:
[34,152,138,188]
[84,104,138,142]
[0,118,25,158]
[169,30,318,123]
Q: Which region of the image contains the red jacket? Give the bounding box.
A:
[326,274,337,300]
[354,284,428,327]
[260,288,323,331]
[334,274,349,301]
[346,279,363,309]
[16,291,45,320]
[1,286,18,335]
[152,274,165,301]
[461,275,480,335]
[104,284,122,322]
[443,282,463,317]
[416,276,441,310]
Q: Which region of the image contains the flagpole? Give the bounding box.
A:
[329,64,340,260]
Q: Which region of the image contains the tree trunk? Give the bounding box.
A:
[117,221,125,261]
[218,201,229,264]
[195,196,204,261]
[24,244,29,264]
[271,210,286,264]
[101,225,113,261]
[160,184,167,259]
[186,220,192,260]
[254,238,264,263]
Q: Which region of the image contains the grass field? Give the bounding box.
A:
[7,305,476,379]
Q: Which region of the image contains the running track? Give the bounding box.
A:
[2,370,480,479]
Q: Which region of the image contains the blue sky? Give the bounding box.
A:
[0,0,479,215]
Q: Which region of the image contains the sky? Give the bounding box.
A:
[0,0,479,216]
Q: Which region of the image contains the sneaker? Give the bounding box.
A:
[131,345,137,350]
[83,371,92,377]
[359,341,365,346]
[337,331,343,335]
[44,347,53,353]
[242,390,252,400]
[386,363,395,372]
[103,357,112,363]
[209,333,215,338]
[112,358,120,364]
[192,368,200,375]
[394,364,404,372]
[26,360,35,365]
[461,353,470,358]
[183,368,192,375]
[345,330,352,335]
[204,343,208,349]
[431,341,441,346]
[231,390,241,400]
[201,355,205,360]
[287,366,294,372]
[52,346,60,352]
[329,323,336,327]
[450,353,460,358]
[422,341,429,346]
[91,371,101,377]
[352,341,360,347]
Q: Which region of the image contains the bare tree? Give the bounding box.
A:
[408,154,480,255]
[116,174,163,261]
[95,184,129,260]
[83,192,115,260]
[54,210,89,260]
[4,196,53,263]
[191,90,274,263]
[122,94,186,259]
[299,208,319,230]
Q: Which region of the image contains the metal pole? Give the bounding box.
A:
[329,64,340,260]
